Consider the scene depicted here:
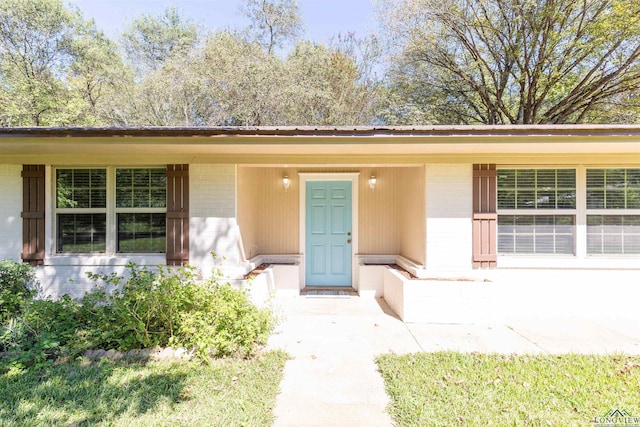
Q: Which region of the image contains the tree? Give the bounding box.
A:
[283,40,380,124]
[121,6,199,73]
[115,55,214,126]
[0,0,126,126]
[197,33,381,126]
[111,7,205,126]
[0,0,80,125]
[67,20,130,125]
[199,31,283,125]
[241,0,303,53]
[381,0,640,124]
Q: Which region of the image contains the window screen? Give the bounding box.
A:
[498,169,576,209]
[115,168,166,253]
[116,168,167,208]
[498,215,575,255]
[587,215,640,255]
[57,213,106,253]
[56,169,106,209]
[587,169,640,209]
[117,213,166,253]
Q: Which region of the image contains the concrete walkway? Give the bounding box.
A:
[267,294,640,427]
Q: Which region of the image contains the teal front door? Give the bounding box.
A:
[305,181,352,286]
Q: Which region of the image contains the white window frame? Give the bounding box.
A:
[498,165,640,269]
[53,166,167,256]
[497,167,578,257]
[585,167,640,256]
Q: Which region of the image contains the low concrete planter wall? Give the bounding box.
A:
[357,264,387,297]
[383,268,494,324]
[245,266,275,306]
[383,267,640,323]
[244,264,301,304]
[272,264,301,294]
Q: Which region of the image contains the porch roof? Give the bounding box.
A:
[2,125,640,165]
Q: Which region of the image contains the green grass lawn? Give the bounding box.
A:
[377,352,640,426]
[0,350,287,427]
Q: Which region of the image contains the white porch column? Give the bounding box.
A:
[425,164,474,271]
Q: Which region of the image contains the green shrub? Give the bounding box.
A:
[177,281,275,357]
[86,264,197,350]
[88,263,276,358]
[0,262,275,371]
[1,296,82,369]
[0,260,38,323]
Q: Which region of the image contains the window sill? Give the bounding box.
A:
[44,254,166,267]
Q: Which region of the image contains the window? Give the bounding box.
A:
[497,169,576,255]
[56,169,107,252]
[55,167,166,254]
[587,168,640,255]
[115,169,167,253]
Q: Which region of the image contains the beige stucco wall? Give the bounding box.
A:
[237,167,260,259]
[358,167,401,255]
[237,166,424,259]
[256,167,300,255]
[238,167,300,257]
[398,166,426,265]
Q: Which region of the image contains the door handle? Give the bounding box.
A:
[347,232,351,236]
[347,239,352,244]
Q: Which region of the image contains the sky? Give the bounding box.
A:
[70,0,378,45]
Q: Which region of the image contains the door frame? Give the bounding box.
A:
[299,173,359,288]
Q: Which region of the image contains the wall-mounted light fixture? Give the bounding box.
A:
[282,175,290,191]
[368,175,377,191]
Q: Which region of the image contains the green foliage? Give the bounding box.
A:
[193,32,380,126]
[0,260,38,323]
[1,296,81,369]
[92,264,276,358]
[177,282,274,357]
[0,262,276,371]
[121,6,199,73]
[241,0,304,53]
[0,0,130,126]
[0,0,382,126]
[382,0,640,124]
[0,0,76,125]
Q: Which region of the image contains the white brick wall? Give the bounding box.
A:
[36,256,166,299]
[190,164,236,218]
[0,165,23,261]
[425,164,473,271]
[38,265,124,299]
[190,164,244,280]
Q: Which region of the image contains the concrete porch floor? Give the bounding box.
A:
[266,293,640,427]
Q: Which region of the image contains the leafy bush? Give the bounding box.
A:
[177,281,274,357]
[0,260,38,323]
[1,296,88,368]
[90,264,276,358]
[1,262,276,371]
